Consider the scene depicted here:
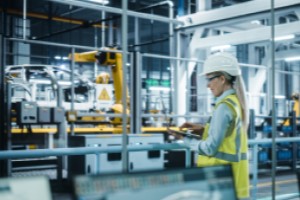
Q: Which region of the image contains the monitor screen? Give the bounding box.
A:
[0,176,52,200]
[73,165,236,200]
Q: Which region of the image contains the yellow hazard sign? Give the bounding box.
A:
[98,88,111,100]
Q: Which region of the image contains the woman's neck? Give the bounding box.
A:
[223,84,233,92]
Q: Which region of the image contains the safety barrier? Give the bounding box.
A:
[249,137,300,199]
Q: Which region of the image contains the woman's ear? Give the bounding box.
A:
[220,75,226,84]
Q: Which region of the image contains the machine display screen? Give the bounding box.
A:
[73,165,237,200]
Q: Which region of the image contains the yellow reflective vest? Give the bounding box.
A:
[197,94,249,199]
[283,100,299,126]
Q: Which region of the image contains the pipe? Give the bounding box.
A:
[2,8,110,40]
[101,8,106,47]
[142,53,271,70]
[121,0,129,173]
[23,0,27,39]
[93,27,98,88]
[2,8,99,26]
[49,0,183,25]
[129,37,169,48]
[131,5,141,134]
[7,38,122,52]
[142,0,174,9]
[34,16,114,40]
[0,2,9,175]
[70,47,75,136]
[0,143,190,160]
[168,1,175,122]
[60,7,85,17]
[142,53,204,63]
[6,82,12,175]
[271,0,276,199]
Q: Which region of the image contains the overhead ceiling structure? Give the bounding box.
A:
[1,0,256,49]
[2,0,177,49]
[178,0,300,49]
[2,0,300,117]
[174,0,300,122]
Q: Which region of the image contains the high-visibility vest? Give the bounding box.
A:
[283,100,299,126]
[197,94,249,199]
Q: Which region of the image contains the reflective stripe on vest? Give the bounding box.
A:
[214,152,248,162]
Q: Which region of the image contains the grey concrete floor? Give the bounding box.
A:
[253,173,299,200]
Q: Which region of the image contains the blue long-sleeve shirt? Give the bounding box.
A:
[186,89,236,156]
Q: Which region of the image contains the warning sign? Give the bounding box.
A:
[98,88,111,100]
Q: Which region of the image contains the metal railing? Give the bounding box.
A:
[0,142,191,174]
[1,137,300,199]
[249,137,300,199]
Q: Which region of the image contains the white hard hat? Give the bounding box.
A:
[200,52,241,76]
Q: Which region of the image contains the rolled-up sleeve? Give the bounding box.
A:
[197,103,233,156]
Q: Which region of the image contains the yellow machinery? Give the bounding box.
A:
[70,48,129,125]
[10,48,176,136]
[96,72,110,84]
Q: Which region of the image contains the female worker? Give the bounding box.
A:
[177,52,250,199]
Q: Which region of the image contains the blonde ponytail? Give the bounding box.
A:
[234,76,249,131]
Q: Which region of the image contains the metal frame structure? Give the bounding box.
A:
[0,0,184,176]
[173,1,300,199]
[249,137,300,199]
[174,0,300,122]
[178,0,300,30]
[1,136,300,199]
[0,143,192,172]
[1,1,300,199]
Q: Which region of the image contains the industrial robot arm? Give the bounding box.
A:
[69,48,130,125]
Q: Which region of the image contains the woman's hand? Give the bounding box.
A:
[179,122,204,136]
[167,128,184,140]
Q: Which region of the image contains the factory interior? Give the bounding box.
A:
[1,0,300,199]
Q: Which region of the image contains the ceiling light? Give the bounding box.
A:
[275,95,285,99]
[149,86,170,92]
[274,34,295,41]
[251,20,261,25]
[285,56,300,62]
[210,45,231,51]
[29,79,72,86]
[88,0,109,5]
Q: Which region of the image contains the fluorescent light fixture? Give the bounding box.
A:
[29,79,72,86]
[88,0,109,4]
[210,45,231,51]
[285,56,300,62]
[274,34,295,41]
[251,20,261,25]
[275,95,285,99]
[55,56,69,60]
[149,86,170,92]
